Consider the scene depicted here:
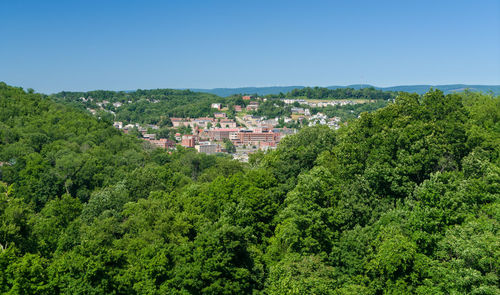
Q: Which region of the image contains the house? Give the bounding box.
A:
[211,103,222,110]
[122,124,136,134]
[259,118,279,127]
[282,99,306,104]
[170,118,187,128]
[246,104,259,111]
[219,119,237,128]
[113,121,123,129]
[143,133,156,140]
[234,105,242,112]
[242,95,252,100]
[214,113,227,118]
[241,115,261,126]
[291,107,305,114]
[193,117,215,128]
[246,101,259,111]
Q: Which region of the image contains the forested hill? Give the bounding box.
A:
[49,87,396,125]
[282,86,395,100]
[1,81,499,294]
[191,84,500,96]
[50,88,225,124]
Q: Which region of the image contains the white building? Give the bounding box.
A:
[195,142,219,154]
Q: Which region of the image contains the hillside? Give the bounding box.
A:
[189,86,306,97]
[190,84,500,96]
[49,86,395,127]
[0,82,499,294]
[50,89,226,125]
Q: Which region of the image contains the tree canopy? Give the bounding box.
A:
[0,82,498,294]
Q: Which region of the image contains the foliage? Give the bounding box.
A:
[284,86,395,100]
[0,82,499,294]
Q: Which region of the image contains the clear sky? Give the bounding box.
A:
[1,0,499,93]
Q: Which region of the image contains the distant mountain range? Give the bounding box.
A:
[189,84,500,97]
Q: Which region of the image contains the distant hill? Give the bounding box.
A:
[190,84,500,97]
[189,86,305,97]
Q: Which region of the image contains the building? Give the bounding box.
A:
[291,107,305,114]
[113,121,123,129]
[171,118,187,127]
[246,101,259,111]
[147,138,176,149]
[200,128,240,141]
[214,113,227,118]
[192,117,215,128]
[252,127,270,133]
[273,128,297,136]
[235,131,278,145]
[211,103,222,110]
[234,105,242,112]
[282,99,306,104]
[171,117,216,129]
[181,135,196,148]
[219,119,237,128]
[143,133,156,140]
[242,115,262,126]
[258,141,277,151]
[259,118,279,127]
[242,95,252,100]
[195,142,219,154]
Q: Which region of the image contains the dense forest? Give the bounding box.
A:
[1,82,499,294]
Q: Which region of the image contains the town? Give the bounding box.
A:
[107,95,350,161]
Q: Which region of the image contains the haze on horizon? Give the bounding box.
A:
[1,0,499,94]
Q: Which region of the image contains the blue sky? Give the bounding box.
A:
[1,0,499,93]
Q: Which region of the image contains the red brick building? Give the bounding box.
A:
[181,135,196,148]
[235,131,278,145]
